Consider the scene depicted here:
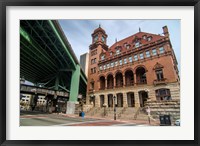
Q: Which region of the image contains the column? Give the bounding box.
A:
[105,79,107,89]
[66,65,80,114]
[113,77,116,88]
[148,89,156,101]
[134,73,137,85]
[123,93,128,107]
[134,91,140,108]
[95,94,100,107]
[97,80,100,90]
[123,75,125,87]
[104,94,108,107]
[86,95,90,105]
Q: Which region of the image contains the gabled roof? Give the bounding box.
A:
[106,31,165,57]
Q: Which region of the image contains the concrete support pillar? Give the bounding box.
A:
[135,91,140,108]
[123,93,128,107]
[66,65,80,114]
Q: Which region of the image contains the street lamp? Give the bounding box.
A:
[113,95,117,120]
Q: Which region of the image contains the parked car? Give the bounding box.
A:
[175,119,180,126]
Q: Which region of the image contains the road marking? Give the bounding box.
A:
[20,117,47,120]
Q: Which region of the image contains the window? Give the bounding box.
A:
[110,52,112,56]
[115,61,118,66]
[101,55,105,60]
[152,49,157,56]
[107,63,110,69]
[91,58,96,64]
[116,50,120,55]
[135,42,140,48]
[129,56,133,63]
[91,68,96,74]
[134,54,138,61]
[147,37,152,41]
[146,51,150,58]
[90,82,94,89]
[126,45,130,49]
[103,65,106,70]
[143,35,147,40]
[124,58,127,64]
[101,36,105,42]
[111,62,114,67]
[91,50,97,56]
[156,69,164,81]
[99,66,103,71]
[156,89,171,101]
[140,53,144,59]
[159,47,165,54]
[124,43,127,47]
[94,35,98,42]
[119,60,122,65]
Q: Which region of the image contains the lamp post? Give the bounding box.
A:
[113,95,117,120]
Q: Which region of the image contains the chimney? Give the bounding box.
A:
[162,26,169,36]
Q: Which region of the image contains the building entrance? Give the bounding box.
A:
[108,94,113,107]
[100,95,104,107]
[139,91,148,107]
[117,93,123,107]
[127,92,135,107]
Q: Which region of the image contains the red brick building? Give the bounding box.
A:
[86,25,180,108]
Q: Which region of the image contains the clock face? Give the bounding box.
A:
[94,36,98,42]
[101,36,105,42]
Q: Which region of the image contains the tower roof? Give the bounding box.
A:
[92,25,107,36]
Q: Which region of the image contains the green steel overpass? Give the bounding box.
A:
[20,20,87,113]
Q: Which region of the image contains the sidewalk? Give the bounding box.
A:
[57,113,160,126]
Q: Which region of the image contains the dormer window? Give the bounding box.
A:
[124,43,127,47]
[147,36,152,41]
[126,45,130,49]
[143,35,147,40]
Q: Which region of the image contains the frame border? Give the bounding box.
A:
[0,0,199,146]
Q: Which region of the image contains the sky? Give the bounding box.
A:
[58,19,180,71]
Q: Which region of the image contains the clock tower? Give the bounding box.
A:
[86,25,108,106]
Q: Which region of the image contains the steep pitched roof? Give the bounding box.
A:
[106,31,165,57]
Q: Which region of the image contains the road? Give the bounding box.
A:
[20,111,149,126]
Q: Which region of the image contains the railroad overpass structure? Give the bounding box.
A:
[20,20,87,114]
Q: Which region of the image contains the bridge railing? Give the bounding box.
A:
[20,84,69,97]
